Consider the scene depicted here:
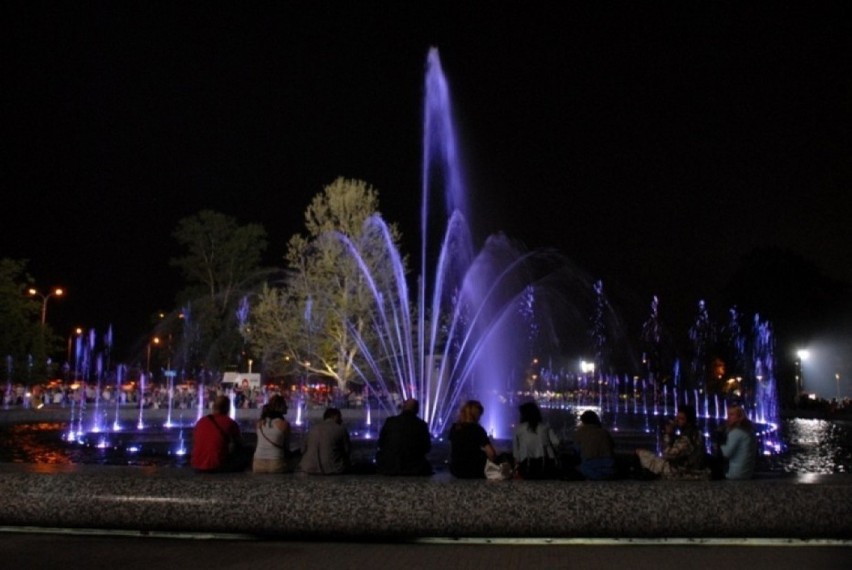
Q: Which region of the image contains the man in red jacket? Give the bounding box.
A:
[191,395,245,472]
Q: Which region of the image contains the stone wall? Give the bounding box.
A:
[1,464,850,539]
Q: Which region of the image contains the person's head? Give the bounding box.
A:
[261,394,287,420]
[458,400,484,424]
[212,395,231,415]
[519,401,543,431]
[580,410,601,426]
[323,407,343,424]
[726,404,752,431]
[401,398,420,415]
[676,404,697,427]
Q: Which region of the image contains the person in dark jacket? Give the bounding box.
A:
[448,400,497,479]
[376,399,433,476]
[299,407,351,475]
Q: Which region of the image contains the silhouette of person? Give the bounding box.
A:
[376,398,433,476]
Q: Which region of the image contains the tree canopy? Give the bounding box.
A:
[246,178,407,390]
[169,210,270,372]
[0,258,61,382]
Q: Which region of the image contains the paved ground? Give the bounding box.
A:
[0,530,850,570]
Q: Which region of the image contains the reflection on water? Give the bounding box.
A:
[0,422,190,467]
[0,423,73,465]
[769,418,852,474]
[1,417,850,473]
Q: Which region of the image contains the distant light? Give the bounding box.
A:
[797,349,810,361]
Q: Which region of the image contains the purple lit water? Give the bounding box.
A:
[324,48,546,438]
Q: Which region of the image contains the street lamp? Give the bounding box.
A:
[67,327,83,364]
[796,349,810,395]
[147,336,161,375]
[27,287,64,325]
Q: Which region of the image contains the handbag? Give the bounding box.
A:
[484,458,512,480]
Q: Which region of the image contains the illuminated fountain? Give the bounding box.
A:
[3,356,12,409]
[332,49,782,448]
[332,48,552,439]
[54,48,782,462]
[63,327,195,460]
[536,305,784,456]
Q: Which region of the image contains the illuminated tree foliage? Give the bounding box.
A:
[246,178,407,390]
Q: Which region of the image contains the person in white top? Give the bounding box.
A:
[252,394,291,473]
[513,401,560,479]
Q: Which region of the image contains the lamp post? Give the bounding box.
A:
[796,349,810,395]
[27,287,64,325]
[67,327,83,365]
[147,336,161,375]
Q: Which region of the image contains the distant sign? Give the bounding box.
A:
[221,372,261,388]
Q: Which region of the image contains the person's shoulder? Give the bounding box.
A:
[409,414,428,426]
[402,413,427,427]
[273,417,289,429]
[730,427,750,439]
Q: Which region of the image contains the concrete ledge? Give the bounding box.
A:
[1,463,850,539]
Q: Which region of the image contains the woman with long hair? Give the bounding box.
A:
[635,404,710,480]
[573,410,615,480]
[513,401,560,479]
[252,394,291,473]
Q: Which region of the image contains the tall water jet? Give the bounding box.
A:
[752,316,779,428]
[3,356,12,409]
[338,48,548,438]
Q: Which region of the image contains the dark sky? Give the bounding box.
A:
[4,3,851,360]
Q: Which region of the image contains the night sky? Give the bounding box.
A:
[4,3,851,370]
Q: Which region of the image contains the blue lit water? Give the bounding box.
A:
[1,411,849,474]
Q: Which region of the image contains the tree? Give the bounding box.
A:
[170,210,269,372]
[0,258,60,384]
[246,178,407,391]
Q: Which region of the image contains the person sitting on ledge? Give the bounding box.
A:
[252,394,291,474]
[375,398,433,476]
[191,395,247,473]
[298,407,352,475]
[448,399,498,479]
[573,410,616,480]
[635,404,710,480]
[717,403,757,480]
[512,401,560,480]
